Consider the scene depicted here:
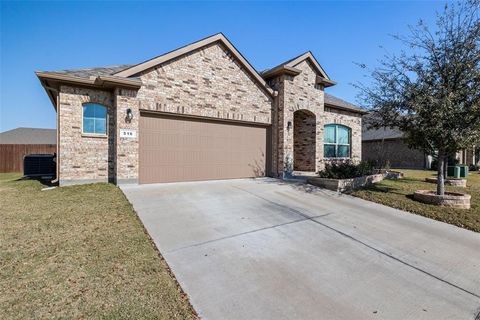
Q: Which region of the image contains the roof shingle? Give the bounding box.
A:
[324,93,366,114]
[45,65,133,79]
[0,127,56,144]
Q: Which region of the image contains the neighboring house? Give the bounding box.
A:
[362,122,480,169]
[362,126,431,169]
[0,127,56,172]
[458,146,480,168]
[36,33,366,186]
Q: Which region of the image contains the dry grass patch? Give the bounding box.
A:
[0,173,197,319]
[352,169,480,232]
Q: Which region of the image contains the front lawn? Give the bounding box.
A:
[352,169,480,232]
[0,173,197,319]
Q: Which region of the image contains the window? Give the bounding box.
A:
[83,103,107,135]
[324,124,350,158]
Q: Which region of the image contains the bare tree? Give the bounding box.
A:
[357,1,480,195]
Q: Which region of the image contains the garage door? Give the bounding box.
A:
[139,113,269,184]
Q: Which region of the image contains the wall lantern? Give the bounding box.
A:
[287,121,292,132]
[126,108,133,122]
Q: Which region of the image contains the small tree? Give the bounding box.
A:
[357,1,480,195]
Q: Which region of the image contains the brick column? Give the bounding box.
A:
[114,88,139,184]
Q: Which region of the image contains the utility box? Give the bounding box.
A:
[447,166,461,179]
[458,165,469,178]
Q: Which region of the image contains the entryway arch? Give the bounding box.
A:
[293,109,316,172]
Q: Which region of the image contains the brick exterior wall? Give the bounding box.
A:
[58,86,114,185]
[362,139,426,168]
[323,106,362,168]
[56,42,273,185]
[268,76,284,177]
[135,42,272,124]
[293,110,316,171]
[268,60,362,177]
[114,88,140,184]
[54,42,364,185]
[268,60,325,177]
[460,146,479,166]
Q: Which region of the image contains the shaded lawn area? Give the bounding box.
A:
[352,169,480,233]
[0,173,197,319]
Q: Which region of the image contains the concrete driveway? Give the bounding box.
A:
[121,178,480,320]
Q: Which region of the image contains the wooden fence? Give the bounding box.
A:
[0,144,56,173]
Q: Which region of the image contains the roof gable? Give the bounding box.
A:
[261,51,335,87]
[283,51,330,80]
[114,33,274,97]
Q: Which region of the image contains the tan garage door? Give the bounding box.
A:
[139,113,269,184]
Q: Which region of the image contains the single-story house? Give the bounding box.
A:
[36,33,366,186]
[458,146,480,168]
[362,125,431,169]
[362,123,480,169]
[0,127,56,173]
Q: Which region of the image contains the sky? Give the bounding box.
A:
[0,0,445,132]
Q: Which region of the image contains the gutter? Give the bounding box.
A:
[325,103,369,115]
[316,76,336,88]
[35,72,143,109]
[35,72,142,89]
[261,65,302,79]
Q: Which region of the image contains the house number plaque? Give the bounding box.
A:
[120,129,137,138]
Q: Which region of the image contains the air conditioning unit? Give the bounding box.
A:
[23,154,56,179]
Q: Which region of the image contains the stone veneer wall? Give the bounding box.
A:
[114,88,139,183]
[58,86,114,185]
[322,106,362,169]
[135,42,272,124]
[277,60,324,176]
[269,59,363,176]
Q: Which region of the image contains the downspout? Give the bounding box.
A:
[53,92,60,184]
[43,83,60,184]
[274,90,280,177]
[275,82,282,178]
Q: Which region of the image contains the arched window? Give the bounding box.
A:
[324,124,350,158]
[83,103,107,135]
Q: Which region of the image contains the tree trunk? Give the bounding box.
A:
[437,151,445,196]
[444,154,449,179]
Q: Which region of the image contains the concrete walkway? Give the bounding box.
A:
[121,178,480,320]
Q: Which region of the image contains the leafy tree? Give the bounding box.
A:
[357,1,480,195]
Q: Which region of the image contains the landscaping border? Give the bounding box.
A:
[424,177,467,187]
[413,190,471,209]
[307,174,384,192]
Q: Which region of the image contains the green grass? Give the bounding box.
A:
[352,169,480,232]
[0,173,197,319]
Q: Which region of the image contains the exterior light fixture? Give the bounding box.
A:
[126,108,133,122]
[287,121,292,132]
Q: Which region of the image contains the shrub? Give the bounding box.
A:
[318,160,375,179]
[363,159,390,170]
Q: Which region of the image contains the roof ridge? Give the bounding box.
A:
[113,33,274,97]
[262,51,309,74]
[113,33,224,77]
